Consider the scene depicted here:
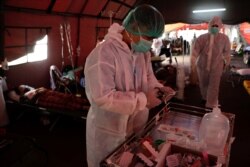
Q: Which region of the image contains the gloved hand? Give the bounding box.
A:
[156,86,176,103]
[146,88,162,109]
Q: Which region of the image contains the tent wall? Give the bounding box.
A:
[4,10,110,88]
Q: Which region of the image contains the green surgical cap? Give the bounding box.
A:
[123,4,165,38]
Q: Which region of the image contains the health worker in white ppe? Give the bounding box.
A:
[84,4,175,167]
[191,16,231,108]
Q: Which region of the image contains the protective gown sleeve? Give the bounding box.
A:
[85,48,147,116]
[223,36,231,66]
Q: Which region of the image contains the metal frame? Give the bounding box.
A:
[101,102,235,167]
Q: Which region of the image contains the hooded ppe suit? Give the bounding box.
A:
[191,16,231,108]
[0,77,9,127]
[84,5,165,167]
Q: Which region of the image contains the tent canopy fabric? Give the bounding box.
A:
[3,0,250,62]
[165,23,209,32]
[180,23,209,30]
[3,0,250,25]
[165,23,187,32]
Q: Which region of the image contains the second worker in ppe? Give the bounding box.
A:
[84,4,175,167]
[191,16,231,108]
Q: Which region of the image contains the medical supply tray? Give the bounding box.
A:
[100,102,235,167]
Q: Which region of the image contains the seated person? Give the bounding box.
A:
[50,65,71,92]
[49,65,84,95]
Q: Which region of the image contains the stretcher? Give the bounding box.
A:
[5,90,90,131]
[101,102,235,167]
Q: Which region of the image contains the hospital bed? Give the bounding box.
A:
[6,89,90,131]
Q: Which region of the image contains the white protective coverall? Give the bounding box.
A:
[84,23,163,167]
[0,77,9,127]
[192,16,231,108]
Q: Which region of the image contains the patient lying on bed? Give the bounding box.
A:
[7,85,90,111]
